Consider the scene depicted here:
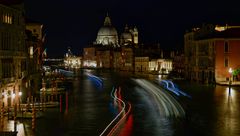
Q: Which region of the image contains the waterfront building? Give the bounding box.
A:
[184,24,240,83]
[0,1,26,107]
[82,14,174,74]
[64,47,82,69]
[120,47,134,71]
[96,49,113,68]
[149,59,172,74]
[172,52,185,77]
[83,47,97,68]
[112,49,122,70]
[25,20,45,98]
[83,14,137,70]
[135,57,149,72]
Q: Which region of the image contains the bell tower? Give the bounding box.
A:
[133,26,138,44]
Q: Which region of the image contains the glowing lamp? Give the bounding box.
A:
[229,68,233,74]
[12,93,16,98]
[29,46,33,58]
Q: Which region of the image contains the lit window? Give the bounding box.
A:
[5,15,8,23]
[2,14,13,24]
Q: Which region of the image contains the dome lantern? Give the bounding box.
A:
[104,13,112,26]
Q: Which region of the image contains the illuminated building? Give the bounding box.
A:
[184,24,240,84]
[83,14,138,69]
[83,47,97,68]
[25,20,45,98]
[135,57,149,72]
[83,14,173,74]
[121,47,134,71]
[95,14,138,47]
[96,14,119,47]
[149,59,172,74]
[64,47,82,69]
[120,25,138,45]
[0,1,26,108]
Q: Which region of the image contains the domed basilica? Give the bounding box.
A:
[95,14,138,47]
[83,14,140,70]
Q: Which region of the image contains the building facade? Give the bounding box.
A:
[83,14,137,70]
[172,53,185,77]
[215,38,240,82]
[149,59,172,74]
[82,14,174,75]
[0,2,26,108]
[135,57,149,72]
[83,47,97,68]
[184,24,240,84]
[64,48,82,69]
[25,20,45,99]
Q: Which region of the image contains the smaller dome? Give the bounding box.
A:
[120,24,133,45]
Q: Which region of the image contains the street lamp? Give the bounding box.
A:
[228,68,233,94]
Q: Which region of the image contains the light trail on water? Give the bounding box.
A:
[133,79,185,117]
[99,87,126,136]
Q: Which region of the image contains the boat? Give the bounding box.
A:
[40,87,65,94]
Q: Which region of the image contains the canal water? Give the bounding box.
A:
[10,70,240,136]
[174,80,240,136]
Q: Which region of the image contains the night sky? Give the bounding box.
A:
[24,0,240,58]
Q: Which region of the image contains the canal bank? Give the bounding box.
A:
[217,81,240,86]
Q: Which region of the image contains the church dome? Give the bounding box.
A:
[97,26,118,37]
[120,25,132,45]
[96,14,118,46]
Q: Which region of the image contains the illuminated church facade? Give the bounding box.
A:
[82,14,173,74]
[83,14,138,70]
[95,14,138,47]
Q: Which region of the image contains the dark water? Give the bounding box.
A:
[21,70,115,136]
[174,81,240,136]
[18,71,240,136]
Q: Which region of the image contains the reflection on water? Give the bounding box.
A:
[0,119,32,136]
[173,81,240,136]
[2,71,240,136]
[214,86,240,136]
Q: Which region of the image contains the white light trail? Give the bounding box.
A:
[99,87,126,136]
[133,79,185,117]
